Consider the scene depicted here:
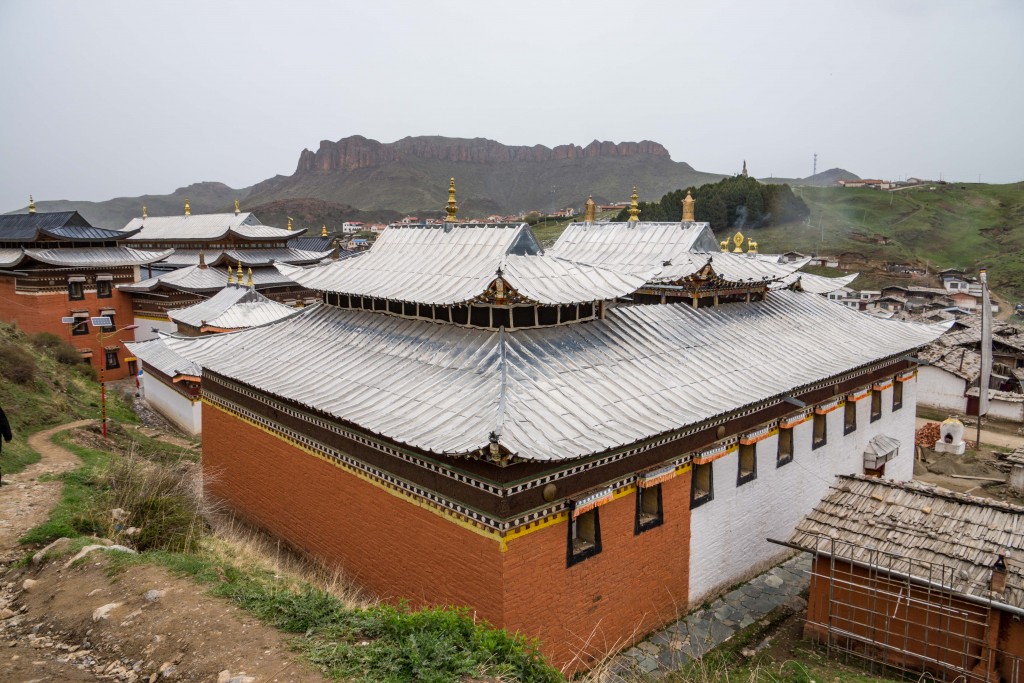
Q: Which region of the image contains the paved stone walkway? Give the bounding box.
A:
[609,554,812,680]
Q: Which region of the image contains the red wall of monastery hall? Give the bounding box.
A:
[201,406,506,623]
[501,472,692,672]
[0,278,135,380]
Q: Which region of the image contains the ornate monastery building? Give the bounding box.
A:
[154,186,947,669]
[0,203,170,379]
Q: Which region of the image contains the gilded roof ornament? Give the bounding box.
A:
[28,195,36,214]
[732,231,744,253]
[720,239,729,252]
[627,187,640,222]
[584,195,596,223]
[682,191,695,222]
[445,178,458,223]
[237,261,243,279]
[185,199,191,216]
[287,216,293,232]
[142,205,147,219]
[747,238,758,254]
[321,225,328,237]
[246,268,254,287]
[234,199,240,215]
[227,267,235,285]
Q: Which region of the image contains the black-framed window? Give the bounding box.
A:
[101,314,115,333]
[104,349,119,370]
[737,442,757,485]
[68,281,84,301]
[71,318,89,336]
[777,427,794,467]
[892,380,903,411]
[844,400,857,435]
[691,461,713,508]
[870,389,883,422]
[96,280,112,298]
[567,506,601,567]
[635,484,664,534]
[812,412,827,450]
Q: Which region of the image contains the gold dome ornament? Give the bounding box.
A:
[445,178,458,223]
[627,186,641,222]
[322,225,328,237]
[28,195,36,214]
[584,195,596,223]
[185,199,191,216]
[682,191,695,222]
[732,231,744,253]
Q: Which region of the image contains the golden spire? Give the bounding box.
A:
[287,216,293,231]
[234,199,240,215]
[321,225,328,237]
[732,231,745,253]
[682,191,695,222]
[142,205,147,219]
[444,178,458,223]
[28,195,36,214]
[236,261,243,280]
[246,268,254,287]
[584,195,596,223]
[627,186,640,222]
[185,199,191,216]
[228,267,235,285]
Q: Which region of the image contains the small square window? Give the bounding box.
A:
[777,427,794,467]
[96,280,112,298]
[101,314,116,333]
[635,484,664,534]
[870,389,883,422]
[691,461,713,508]
[812,412,827,450]
[892,381,903,411]
[567,507,601,567]
[68,281,84,301]
[844,400,857,435]
[71,318,89,336]
[737,442,757,485]
[104,349,120,370]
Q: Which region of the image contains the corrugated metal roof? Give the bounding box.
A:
[773,271,860,294]
[0,211,91,240]
[157,290,946,462]
[650,252,809,284]
[121,212,300,242]
[118,264,296,293]
[22,247,173,268]
[44,224,130,241]
[788,474,1024,609]
[125,336,201,379]
[548,221,719,268]
[168,285,297,329]
[289,236,335,251]
[155,248,332,268]
[275,222,642,305]
[0,249,25,268]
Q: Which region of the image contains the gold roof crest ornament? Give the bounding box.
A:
[227,267,235,285]
[321,225,328,237]
[720,239,729,252]
[246,268,254,287]
[28,195,36,214]
[184,199,191,216]
[445,177,458,223]
[584,195,596,223]
[627,186,640,222]
[142,205,147,219]
[747,238,758,254]
[682,191,695,222]
[287,216,293,232]
[236,261,243,280]
[732,231,744,253]
[234,199,240,215]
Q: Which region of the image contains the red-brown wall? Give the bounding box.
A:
[0,277,135,380]
[202,405,693,672]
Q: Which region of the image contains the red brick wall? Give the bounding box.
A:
[203,404,693,672]
[0,277,135,380]
[202,406,506,623]
[503,473,692,671]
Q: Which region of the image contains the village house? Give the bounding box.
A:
[785,475,1024,683]
[0,202,170,379]
[149,183,945,669]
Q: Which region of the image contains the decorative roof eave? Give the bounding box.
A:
[22,247,175,268]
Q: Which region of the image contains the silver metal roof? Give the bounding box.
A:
[21,247,174,268]
[156,248,332,268]
[547,221,720,268]
[125,336,201,379]
[275,222,645,305]
[788,474,1024,609]
[168,285,298,329]
[0,249,25,268]
[119,264,296,293]
[649,252,810,284]
[772,271,860,294]
[158,290,946,462]
[121,212,301,242]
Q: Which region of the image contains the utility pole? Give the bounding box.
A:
[813,153,818,178]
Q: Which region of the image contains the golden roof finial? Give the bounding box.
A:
[287,216,293,232]
[627,186,640,222]
[234,199,240,215]
[445,178,458,223]
[142,205,147,219]
[228,267,235,285]
[321,225,328,237]
[236,261,243,280]
[584,195,596,223]
[720,239,729,252]
[185,199,191,216]
[747,238,758,254]
[28,195,36,214]
[732,231,745,253]
[682,191,695,222]
[246,268,254,287]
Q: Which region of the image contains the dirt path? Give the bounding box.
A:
[0,422,331,683]
[915,417,1024,450]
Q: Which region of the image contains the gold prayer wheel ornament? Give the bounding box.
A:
[28,195,36,214]
[627,186,641,222]
[445,178,458,223]
[184,199,191,216]
[720,240,729,252]
[732,231,744,253]
[584,195,596,223]
[682,191,695,222]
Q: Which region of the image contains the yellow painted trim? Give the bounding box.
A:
[133,314,172,321]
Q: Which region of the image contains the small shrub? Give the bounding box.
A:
[30,332,64,351]
[73,363,98,381]
[0,342,36,384]
[31,332,85,365]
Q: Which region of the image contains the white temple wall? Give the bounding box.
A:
[986,397,1024,423]
[133,317,177,342]
[917,366,967,414]
[140,370,201,435]
[687,377,918,607]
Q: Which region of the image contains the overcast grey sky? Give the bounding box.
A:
[1,0,1021,212]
